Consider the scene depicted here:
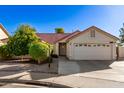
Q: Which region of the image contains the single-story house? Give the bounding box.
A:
[0,24,9,45]
[0,24,120,60]
[37,26,119,60]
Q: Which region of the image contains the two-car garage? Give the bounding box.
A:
[72,43,115,60]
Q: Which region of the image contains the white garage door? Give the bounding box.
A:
[73,43,112,60]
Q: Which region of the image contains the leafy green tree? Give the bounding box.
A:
[55,28,64,33]
[0,45,12,59]
[119,23,124,44]
[7,24,40,59]
[29,42,49,64]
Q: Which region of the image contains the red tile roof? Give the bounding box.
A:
[36,31,80,44]
[36,33,70,44]
[55,30,80,43]
[36,26,119,44]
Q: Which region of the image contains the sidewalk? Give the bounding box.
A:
[0,71,124,88]
[0,71,70,88]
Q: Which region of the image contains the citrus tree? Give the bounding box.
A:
[7,24,40,59]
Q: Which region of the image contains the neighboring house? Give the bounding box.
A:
[37,26,119,60]
[0,24,9,45]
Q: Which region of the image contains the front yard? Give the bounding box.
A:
[1,58,124,87]
[0,59,58,75]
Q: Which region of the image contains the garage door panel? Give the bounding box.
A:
[73,44,111,60]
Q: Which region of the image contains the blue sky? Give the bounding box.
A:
[0,5,124,37]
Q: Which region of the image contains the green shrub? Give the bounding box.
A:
[7,24,40,57]
[0,45,12,59]
[29,42,49,64]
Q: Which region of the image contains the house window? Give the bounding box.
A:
[107,45,110,47]
[79,43,82,47]
[74,44,78,47]
[88,44,91,47]
[90,30,95,37]
[102,44,106,47]
[109,41,113,44]
[93,45,96,47]
[97,44,101,47]
[84,44,87,47]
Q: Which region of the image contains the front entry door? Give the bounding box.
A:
[59,43,66,56]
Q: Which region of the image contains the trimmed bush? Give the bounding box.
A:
[29,42,49,64]
[0,45,12,59]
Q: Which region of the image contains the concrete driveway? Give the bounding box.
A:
[58,57,124,82]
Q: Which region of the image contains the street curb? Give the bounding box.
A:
[0,79,71,88]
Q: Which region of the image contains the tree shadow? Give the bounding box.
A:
[0,66,25,77]
[0,60,58,80]
[0,57,116,84]
[78,60,113,73]
[58,57,114,75]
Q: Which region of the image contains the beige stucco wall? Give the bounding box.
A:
[0,28,8,39]
[68,30,116,44]
[111,43,117,60]
[66,30,117,60]
[53,43,59,55]
[118,46,124,58]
